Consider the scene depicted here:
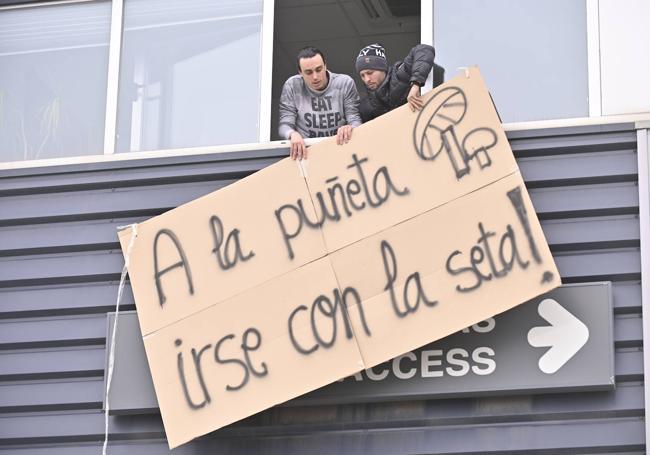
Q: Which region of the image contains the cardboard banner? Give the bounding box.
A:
[118,67,560,448]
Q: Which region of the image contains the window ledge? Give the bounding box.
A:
[2,112,650,172]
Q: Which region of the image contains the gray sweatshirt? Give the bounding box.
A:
[278,71,362,140]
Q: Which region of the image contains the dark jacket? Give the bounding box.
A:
[359,44,435,122]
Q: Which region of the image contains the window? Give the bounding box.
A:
[116,0,264,152]
[0,1,110,162]
[270,0,421,140]
[2,0,629,165]
[433,0,589,123]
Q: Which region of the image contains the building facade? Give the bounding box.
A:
[1,1,650,453]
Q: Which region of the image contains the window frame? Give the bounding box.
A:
[586,0,602,117]
[103,0,272,153]
[0,0,114,162]
[638,124,650,455]
[0,0,637,169]
[103,0,122,155]
[429,0,598,122]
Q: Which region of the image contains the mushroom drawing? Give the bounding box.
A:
[412,86,467,161]
[462,127,498,171]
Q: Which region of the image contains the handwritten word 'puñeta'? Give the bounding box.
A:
[275,153,409,259]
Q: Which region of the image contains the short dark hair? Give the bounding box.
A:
[296,46,326,71]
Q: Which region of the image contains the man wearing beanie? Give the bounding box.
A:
[279,46,362,160]
[355,43,435,122]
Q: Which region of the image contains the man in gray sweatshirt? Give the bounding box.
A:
[279,46,362,160]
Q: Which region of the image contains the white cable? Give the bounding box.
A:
[298,158,309,178]
[103,224,138,455]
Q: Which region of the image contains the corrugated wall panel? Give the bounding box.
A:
[0,348,642,413]
[0,283,135,317]
[0,124,645,454]
[0,314,106,348]
[0,346,105,379]
[0,150,284,194]
[0,218,144,256]
[0,382,645,440]
[0,180,235,225]
[0,247,642,289]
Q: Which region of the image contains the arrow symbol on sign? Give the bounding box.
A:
[527,298,589,374]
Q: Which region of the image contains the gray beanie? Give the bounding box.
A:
[355,43,388,73]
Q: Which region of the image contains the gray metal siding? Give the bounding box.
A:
[0,124,645,454]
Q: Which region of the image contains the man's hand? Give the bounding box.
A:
[289,132,307,160]
[407,84,424,111]
[336,125,353,145]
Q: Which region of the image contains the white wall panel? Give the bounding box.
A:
[599,0,650,115]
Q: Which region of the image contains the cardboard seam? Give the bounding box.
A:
[300,152,369,372]
[324,167,522,258]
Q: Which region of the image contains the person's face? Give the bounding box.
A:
[359,69,386,90]
[299,54,328,91]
